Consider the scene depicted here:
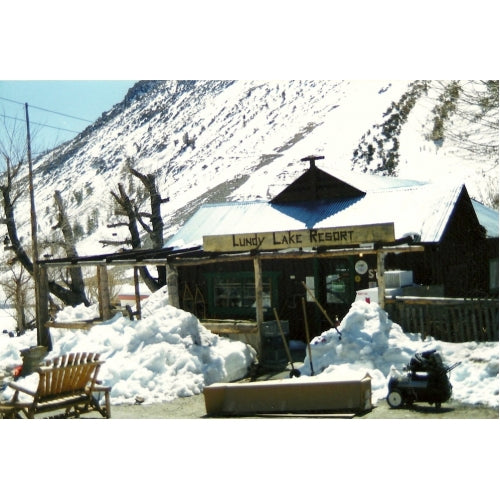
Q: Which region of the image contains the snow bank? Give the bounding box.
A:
[0,287,256,405]
[301,300,499,407]
[1,290,497,409]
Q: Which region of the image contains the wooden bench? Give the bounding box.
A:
[0,352,111,419]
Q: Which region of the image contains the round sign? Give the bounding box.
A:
[355,260,368,275]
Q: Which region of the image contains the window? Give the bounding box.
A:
[206,271,278,318]
[489,258,499,293]
[325,260,350,304]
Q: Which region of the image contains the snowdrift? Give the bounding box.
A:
[1,289,498,408]
[0,287,257,405]
[301,300,499,407]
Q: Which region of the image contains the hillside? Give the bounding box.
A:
[4,80,499,261]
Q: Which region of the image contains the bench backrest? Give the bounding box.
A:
[36,352,104,398]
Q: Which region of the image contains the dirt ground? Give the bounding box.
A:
[5,355,494,419]
[358,399,498,419]
[108,393,498,419]
[107,360,498,419]
[3,360,497,419]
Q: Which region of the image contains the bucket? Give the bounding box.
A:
[260,320,289,370]
[19,346,48,377]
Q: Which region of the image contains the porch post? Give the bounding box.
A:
[253,255,264,355]
[37,264,52,350]
[377,251,386,309]
[134,266,142,319]
[97,264,112,320]
[166,264,180,308]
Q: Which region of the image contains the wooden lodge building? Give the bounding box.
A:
[160,156,498,356]
[39,156,499,365]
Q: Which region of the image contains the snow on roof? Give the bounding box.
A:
[471,199,499,238]
[319,182,465,243]
[166,198,365,249]
[331,170,427,191]
[117,283,151,297]
[166,174,495,250]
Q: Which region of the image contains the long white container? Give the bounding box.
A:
[384,270,414,288]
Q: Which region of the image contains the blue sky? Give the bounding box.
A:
[0,81,137,155]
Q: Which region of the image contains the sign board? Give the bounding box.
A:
[203,223,395,253]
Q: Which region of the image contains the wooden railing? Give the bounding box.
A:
[385,297,499,342]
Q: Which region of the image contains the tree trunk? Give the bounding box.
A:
[130,168,168,289]
[53,190,89,306]
[1,182,34,274]
[111,181,164,292]
[1,163,89,308]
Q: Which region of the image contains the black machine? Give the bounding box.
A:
[387,349,461,409]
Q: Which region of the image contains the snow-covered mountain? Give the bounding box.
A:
[8,80,499,258]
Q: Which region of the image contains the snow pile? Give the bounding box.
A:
[0,287,256,405]
[1,290,498,409]
[302,300,499,407]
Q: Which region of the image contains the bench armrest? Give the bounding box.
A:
[92,384,111,393]
[8,381,36,398]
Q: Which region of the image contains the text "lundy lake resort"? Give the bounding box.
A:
[231,229,356,248]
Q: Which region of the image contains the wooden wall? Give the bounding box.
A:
[385,297,499,342]
[386,187,493,298]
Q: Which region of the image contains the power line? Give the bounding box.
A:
[1,113,81,134]
[0,95,93,123]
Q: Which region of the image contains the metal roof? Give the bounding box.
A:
[166,177,498,250]
[317,183,465,243]
[166,196,369,249]
[472,199,499,238]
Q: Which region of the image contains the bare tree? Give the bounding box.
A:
[50,190,89,305]
[0,110,28,167]
[106,159,169,292]
[426,80,499,165]
[0,261,33,334]
[352,80,498,207]
[85,265,126,305]
[0,156,89,307]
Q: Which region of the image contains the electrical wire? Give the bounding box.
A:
[1,113,81,134]
[0,95,93,123]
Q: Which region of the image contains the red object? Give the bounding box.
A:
[365,297,371,304]
[12,365,22,377]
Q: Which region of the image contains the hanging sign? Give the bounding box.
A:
[203,222,395,252]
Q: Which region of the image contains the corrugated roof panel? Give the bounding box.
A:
[472,200,499,238]
[166,180,497,249]
[270,197,364,227]
[166,197,367,249]
[166,201,305,249]
[317,183,464,242]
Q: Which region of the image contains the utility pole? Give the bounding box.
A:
[25,103,52,350]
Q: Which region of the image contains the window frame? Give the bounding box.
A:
[205,271,280,318]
